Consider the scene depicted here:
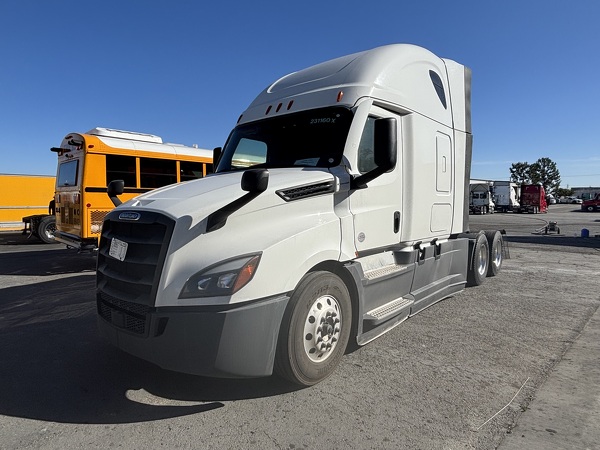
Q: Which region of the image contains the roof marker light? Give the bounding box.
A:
[276,103,282,112]
[265,105,272,115]
[287,100,294,110]
[337,91,344,102]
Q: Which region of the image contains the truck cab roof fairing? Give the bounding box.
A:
[240,44,455,129]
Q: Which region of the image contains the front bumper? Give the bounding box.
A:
[97,294,290,378]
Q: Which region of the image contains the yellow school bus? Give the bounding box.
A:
[52,127,213,251]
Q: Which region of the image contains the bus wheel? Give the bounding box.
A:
[467,233,489,287]
[484,230,503,277]
[275,271,351,386]
[38,216,56,244]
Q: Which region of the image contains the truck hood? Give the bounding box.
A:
[113,167,345,305]
[118,167,338,228]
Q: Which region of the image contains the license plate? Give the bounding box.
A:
[109,238,128,261]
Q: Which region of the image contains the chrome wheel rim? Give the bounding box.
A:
[303,295,342,363]
[477,244,488,276]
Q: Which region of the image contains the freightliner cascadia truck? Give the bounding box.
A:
[96,44,505,386]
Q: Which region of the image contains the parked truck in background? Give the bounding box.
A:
[469,181,494,214]
[492,181,520,213]
[518,184,547,213]
[0,174,56,243]
[582,193,600,212]
[96,44,505,386]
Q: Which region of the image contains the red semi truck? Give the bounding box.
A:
[518,184,547,214]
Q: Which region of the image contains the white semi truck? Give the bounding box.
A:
[469,181,495,214]
[96,44,505,386]
[492,181,520,213]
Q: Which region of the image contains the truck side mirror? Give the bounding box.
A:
[107,180,124,207]
[241,167,269,193]
[374,117,397,170]
[213,147,222,167]
[351,117,397,189]
[206,169,269,232]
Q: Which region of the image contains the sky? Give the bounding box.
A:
[1,0,599,189]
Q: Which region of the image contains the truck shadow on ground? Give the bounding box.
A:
[0,276,300,425]
[0,247,97,276]
[0,231,56,246]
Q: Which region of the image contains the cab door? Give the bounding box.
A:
[349,106,403,253]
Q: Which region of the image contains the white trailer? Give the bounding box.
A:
[95,44,505,386]
[492,181,520,213]
[469,181,495,214]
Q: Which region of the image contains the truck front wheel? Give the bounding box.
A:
[37,216,56,244]
[275,271,352,386]
[585,205,596,212]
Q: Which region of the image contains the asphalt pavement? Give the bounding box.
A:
[499,304,600,450]
[470,206,600,450]
[0,205,599,449]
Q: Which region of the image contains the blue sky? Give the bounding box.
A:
[1,0,598,188]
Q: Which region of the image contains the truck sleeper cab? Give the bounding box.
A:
[96,44,504,386]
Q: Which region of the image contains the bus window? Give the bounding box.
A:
[180,161,206,181]
[106,155,136,187]
[57,160,79,186]
[140,157,177,188]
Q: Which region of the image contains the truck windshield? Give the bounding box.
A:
[216,106,353,172]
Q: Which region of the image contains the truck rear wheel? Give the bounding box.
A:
[484,230,503,277]
[37,216,56,244]
[467,233,489,287]
[275,271,352,386]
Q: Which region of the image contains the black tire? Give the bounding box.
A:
[484,230,503,277]
[467,233,489,287]
[586,206,595,212]
[275,271,352,386]
[37,216,56,244]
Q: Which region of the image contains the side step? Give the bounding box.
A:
[363,263,410,281]
[363,297,413,327]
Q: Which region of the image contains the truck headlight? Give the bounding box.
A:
[179,254,261,298]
